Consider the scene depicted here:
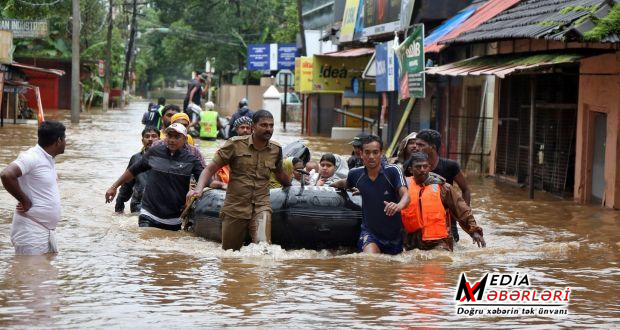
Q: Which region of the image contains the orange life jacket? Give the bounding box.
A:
[401,177,450,241]
[216,166,230,184]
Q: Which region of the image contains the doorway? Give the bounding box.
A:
[591,112,607,204]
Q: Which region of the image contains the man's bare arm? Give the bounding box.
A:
[1,163,31,211]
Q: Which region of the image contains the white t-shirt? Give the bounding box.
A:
[13,145,61,229]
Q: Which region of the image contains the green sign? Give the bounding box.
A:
[396,24,425,98]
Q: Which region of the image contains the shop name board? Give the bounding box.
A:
[0,19,48,38]
[313,55,370,93]
[395,24,425,98]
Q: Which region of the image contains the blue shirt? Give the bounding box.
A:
[347,164,407,242]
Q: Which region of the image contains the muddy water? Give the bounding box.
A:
[0,102,618,327]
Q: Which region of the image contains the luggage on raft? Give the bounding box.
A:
[189,185,362,250]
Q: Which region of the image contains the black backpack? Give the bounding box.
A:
[142,103,161,127]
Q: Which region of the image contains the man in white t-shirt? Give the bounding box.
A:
[1,121,66,255]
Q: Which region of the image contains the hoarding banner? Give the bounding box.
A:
[363,0,415,38]
[340,0,362,42]
[248,44,270,71]
[277,44,297,70]
[375,40,398,92]
[312,54,371,93]
[295,57,313,93]
[395,24,425,98]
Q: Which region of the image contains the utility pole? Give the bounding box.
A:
[121,0,137,110]
[296,0,306,56]
[71,0,80,123]
[103,0,113,111]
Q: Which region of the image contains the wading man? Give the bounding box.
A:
[332,135,409,255]
[105,123,204,230]
[1,121,66,254]
[416,129,472,242]
[190,110,291,250]
[115,126,160,213]
[401,152,485,251]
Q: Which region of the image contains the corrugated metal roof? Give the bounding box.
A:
[427,0,521,53]
[449,0,613,44]
[9,62,65,76]
[425,52,585,78]
[320,47,374,57]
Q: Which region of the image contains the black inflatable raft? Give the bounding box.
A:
[189,186,362,250]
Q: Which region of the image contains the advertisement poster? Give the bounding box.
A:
[395,24,425,98]
[363,0,415,37]
[340,0,362,42]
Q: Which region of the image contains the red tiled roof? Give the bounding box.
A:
[426,0,520,53]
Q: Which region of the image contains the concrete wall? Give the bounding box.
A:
[575,52,620,209]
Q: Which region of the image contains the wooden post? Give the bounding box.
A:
[528,77,536,199]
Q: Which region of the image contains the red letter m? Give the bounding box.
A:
[455,273,488,302]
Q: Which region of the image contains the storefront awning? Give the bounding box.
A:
[9,62,65,76]
[425,53,585,78]
[320,48,375,58]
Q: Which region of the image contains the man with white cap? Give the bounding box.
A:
[105,123,204,230]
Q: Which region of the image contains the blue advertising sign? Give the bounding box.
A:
[277,44,298,70]
[248,44,270,71]
[375,41,398,92]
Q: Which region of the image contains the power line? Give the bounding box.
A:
[15,0,62,6]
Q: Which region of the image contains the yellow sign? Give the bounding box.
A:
[340,0,360,42]
[295,57,313,93]
[312,55,370,93]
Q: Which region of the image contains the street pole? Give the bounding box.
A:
[71,0,80,123]
[296,0,306,57]
[283,73,288,131]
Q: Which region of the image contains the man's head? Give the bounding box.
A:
[161,105,180,128]
[405,152,431,184]
[252,110,274,142]
[165,123,187,152]
[361,135,383,170]
[141,126,159,149]
[233,116,252,136]
[349,133,368,157]
[171,112,190,128]
[403,133,418,159]
[157,97,166,106]
[205,101,215,111]
[416,129,441,157]
[238,98,248,109]
[319,153,337,179]
[38,121,66,156]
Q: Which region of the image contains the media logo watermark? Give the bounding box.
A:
[454,272,570,317]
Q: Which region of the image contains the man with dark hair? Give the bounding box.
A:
[416,129,472,242]
[159,105,180,136]
[228,98,254,138]
[1,121,66,254]
[190,109,291,250]
[332,135,410,255]
[347,133,368,169]
[401,152,485,251]
[142,97,166,129]
[183,73,206,113]
[115,126,160,213]
[106,123,204,230]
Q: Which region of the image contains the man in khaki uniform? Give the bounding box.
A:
[191,110,291,250]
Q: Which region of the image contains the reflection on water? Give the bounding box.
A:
[0,102,618,327]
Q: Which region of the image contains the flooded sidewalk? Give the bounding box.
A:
[0,102,618,327]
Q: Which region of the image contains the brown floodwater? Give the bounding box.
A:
[0,102,618,327]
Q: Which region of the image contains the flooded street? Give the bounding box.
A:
[0,102,618,327]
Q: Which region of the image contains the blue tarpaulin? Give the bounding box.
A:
[424,6,477,48]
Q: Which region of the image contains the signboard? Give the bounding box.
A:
[363,0,415,38]
[0,31,13,64]
[248,43,298,71]
[395,24,425,98]
[375,40,398,92]
[277,44,297,70]
[248,44,271,71]
[295,57,314,93]
[98,60,105,77]
[0,19,47,38]
[312,54,371,93]
[340,0,362,42]
[276,69,294,87]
